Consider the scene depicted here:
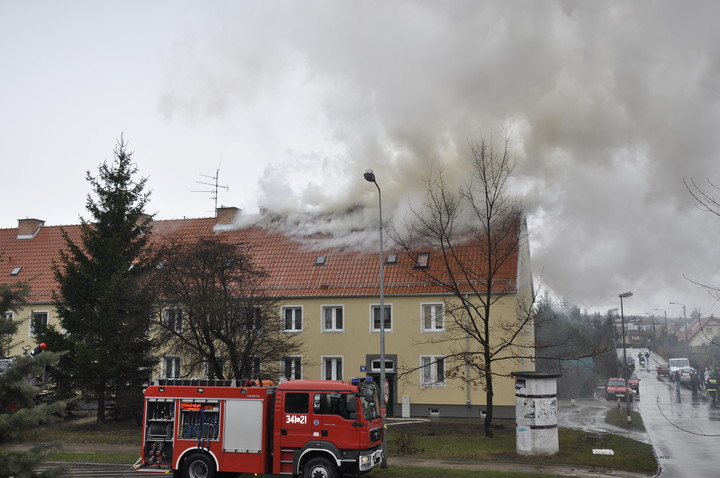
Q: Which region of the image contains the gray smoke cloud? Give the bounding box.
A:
[160,1,720,315]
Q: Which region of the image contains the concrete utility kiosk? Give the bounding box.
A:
[512,371,561,456]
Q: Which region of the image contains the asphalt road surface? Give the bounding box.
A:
[634,348,720,477]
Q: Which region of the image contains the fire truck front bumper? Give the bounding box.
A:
[359,447,383,471]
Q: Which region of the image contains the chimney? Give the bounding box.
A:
[17,218,44,239]
[136,213,153,227]
[216,207,240,225]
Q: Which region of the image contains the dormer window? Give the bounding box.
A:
[416,253,430,268]
[386,254,398,264]
[9,267,21,276]
[315,256,327,266]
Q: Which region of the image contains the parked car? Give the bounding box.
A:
[628,373,640,395]
[669,357,694,384]
[605,377,633,401]
[656,362,669,378]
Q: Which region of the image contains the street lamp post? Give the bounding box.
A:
[364,169,387,468]
[669,302,689,357]
[619,291,633,424]
[655,308,668,352]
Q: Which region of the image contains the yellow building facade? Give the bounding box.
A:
[1,208,535,418]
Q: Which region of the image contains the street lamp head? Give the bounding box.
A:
[363,169,376,183]
[619,291,633,299]
[669,301,684,306]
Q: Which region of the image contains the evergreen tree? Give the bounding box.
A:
[45,137,156,424]
[0,280,66,477]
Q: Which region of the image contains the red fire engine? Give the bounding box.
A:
[135,378,384,478]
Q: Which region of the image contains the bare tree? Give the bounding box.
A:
[393,135,536,438]
[150,235,302,381]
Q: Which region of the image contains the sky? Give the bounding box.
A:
[2,1,720,318]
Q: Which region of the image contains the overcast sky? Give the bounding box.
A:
[2,1,720,318]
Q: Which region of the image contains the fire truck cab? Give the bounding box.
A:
[136,378,384,478]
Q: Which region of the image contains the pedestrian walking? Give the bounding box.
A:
[673,370,682,402]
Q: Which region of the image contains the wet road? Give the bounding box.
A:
[634,348,720,477]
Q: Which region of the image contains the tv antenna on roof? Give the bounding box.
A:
[192,169,230,212]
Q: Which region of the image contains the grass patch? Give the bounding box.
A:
[11,414,657,475]
[387,419,657,474]
[605,407,645,431]
[18,417,141,445]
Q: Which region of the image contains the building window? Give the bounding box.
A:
[420,356,445,387]
[164,308,183,332]
[707,327,713,335]
[283,307,303,332]
[416,252,430,268]
[243,307,262,331]
[164,356,181,379]
[322,306,344,332]
[371,305,392,332]
[370,359,395,373]
[283,356,302,380]
[315,255,327,265]
[29,311,48,338]
[422,303,444,332]
[205,357,224,379]
[9,267,21,276]
[322,356,343,381]
[3,311,13,320]
[386,254,398,264]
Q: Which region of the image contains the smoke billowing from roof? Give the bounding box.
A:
[160,1,720,315]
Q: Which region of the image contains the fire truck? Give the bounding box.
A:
[135,378,384,478]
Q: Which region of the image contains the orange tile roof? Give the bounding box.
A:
[1,216,519,303]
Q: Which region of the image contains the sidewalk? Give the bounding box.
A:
[389,456,653,478]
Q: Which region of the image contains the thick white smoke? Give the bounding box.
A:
[159,1,720,315]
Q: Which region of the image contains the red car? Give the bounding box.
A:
[628,373,640,395]
[605,378,634,401]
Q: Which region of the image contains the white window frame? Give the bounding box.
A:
[282,306,303,333]
[29,310,49,338]
[370,304,393,333]
[420,355,445,387]
[321,305,344,333]
[3,311,13,320]
[163,356,181,379]
[322,356,343,381]
[282,356,302,380]
[421,303,445,332]
[370,358,395,374]
[163,307,183,333]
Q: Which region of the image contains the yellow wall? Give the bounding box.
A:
[8,289,534,414]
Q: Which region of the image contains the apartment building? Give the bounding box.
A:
[0,207,535,418]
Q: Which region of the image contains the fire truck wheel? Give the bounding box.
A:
[303,456,338,478]
[182,452,216,478]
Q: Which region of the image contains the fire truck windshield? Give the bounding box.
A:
[358,383,380,420]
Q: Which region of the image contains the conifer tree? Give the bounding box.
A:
[45,137,156,424]
[0,280,66,477]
